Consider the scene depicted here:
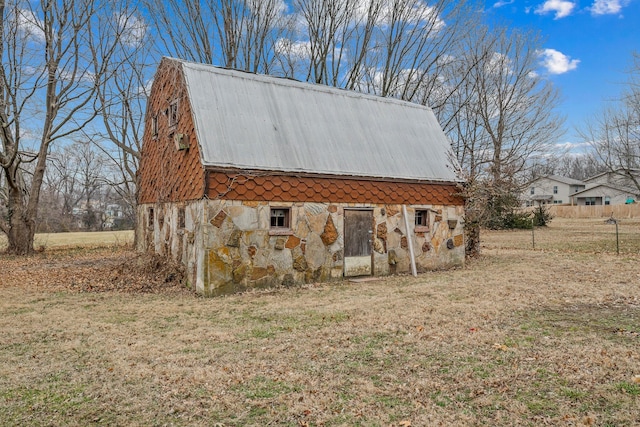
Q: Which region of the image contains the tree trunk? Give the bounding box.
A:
[6,187,36,255]
[464,218,481,258]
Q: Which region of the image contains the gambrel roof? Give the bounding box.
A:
[174,58,460,183]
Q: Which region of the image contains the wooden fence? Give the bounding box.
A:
[546,204,640,219]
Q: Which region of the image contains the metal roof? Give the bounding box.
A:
[176,59,461,183]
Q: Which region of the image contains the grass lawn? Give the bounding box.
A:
[1,219,639,426]
[0,230,134,251]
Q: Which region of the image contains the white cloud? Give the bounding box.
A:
[555,141,592,152]
[539,48,580,74]
[16,8,45,42]
[118,13,147,47]
[138,78,154,97]
[485,52,513,75]
[493,0,515,8]
[274,38,311,60]
[411,3,446,32]
[437,54,456,67]
[247,0,288,19]
[535,0,576,19]
[353,0,444,31]
[589,0,628,15]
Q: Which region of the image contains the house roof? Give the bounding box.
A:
[176,58,461,183]
[584,168,640,183]
[572,183,640,197]
[531,194,553,201]
[534,175,585,186]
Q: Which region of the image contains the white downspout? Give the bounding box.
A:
[402,205,418,277]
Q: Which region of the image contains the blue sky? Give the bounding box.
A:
[485,0,639,151]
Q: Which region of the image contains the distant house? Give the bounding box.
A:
[572,184,639,206]
[584,169,640,190]
[524,175,586,207]
[576,169,640,206]
[136,58,465,296]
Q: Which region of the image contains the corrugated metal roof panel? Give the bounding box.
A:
[178,58,460,182]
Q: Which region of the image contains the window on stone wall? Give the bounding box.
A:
[178,207,185,229]
[415,210,429,227]
[270,208,290,229]
[168,100,178,128]
[148,207,154,228]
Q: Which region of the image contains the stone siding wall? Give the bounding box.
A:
[138,199,465,296]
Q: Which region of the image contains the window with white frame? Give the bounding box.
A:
[530,187,535,195]
[553,186,558,194]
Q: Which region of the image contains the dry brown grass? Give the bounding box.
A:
[0,230,134,251]
[484,217,640,254]
[1,219,639,426]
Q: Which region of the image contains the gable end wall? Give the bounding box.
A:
[138,60,205,204]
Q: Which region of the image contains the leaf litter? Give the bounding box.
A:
[1,220,639,426]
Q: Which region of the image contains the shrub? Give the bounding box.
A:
[532,205,553,227]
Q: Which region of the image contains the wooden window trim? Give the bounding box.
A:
[152,114,158,139]
[414,209,429,232]
[168,99,179,128]
[270,207,290,229]
[178,207,185,229]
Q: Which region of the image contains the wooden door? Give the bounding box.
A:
[343,209,372,276]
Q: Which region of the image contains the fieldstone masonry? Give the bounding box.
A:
[137,199,465,296]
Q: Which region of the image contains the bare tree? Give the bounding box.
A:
[278,0,475,96]
[283,0,360,85]
[144,0,289,73]
[579,52,640,191]
[41,140,108,231]
[445,24,564,252]
[89,8,152,229]
[0,0,130,254]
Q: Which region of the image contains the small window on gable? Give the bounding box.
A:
[168,100,178,128]
[148,207,154,228]
[415,210,429,227]
[530,187,535,195]
[270,208,290,229]
[553,186,558,194]
[152,114,158,138]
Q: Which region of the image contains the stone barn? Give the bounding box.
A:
[137,57,465,296]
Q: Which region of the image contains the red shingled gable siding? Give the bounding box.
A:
[139,60,463,207]
[206,171,463,205]
[138,60,205,204]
